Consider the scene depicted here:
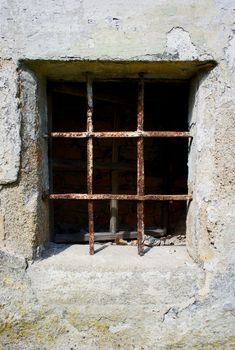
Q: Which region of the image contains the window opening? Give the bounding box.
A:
[48,75,192,255]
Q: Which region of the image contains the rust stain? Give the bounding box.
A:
[87,73,94,255]
[137,75,145,256]
[49,74,193,256]
[87,138,93,194]
[49,131,191,138]
[137,202,144,256]
[49,194,192,201]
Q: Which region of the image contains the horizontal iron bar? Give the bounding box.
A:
[54,228,166,243]
[48,131,191,138]
[49,194,192,201]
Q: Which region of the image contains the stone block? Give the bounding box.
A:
[0,61,21,184]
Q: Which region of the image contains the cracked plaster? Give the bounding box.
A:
[0,0,234,348]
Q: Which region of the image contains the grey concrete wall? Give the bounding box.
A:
[0,0,234,260]
[0,1,234,348]
[0,0,234,61]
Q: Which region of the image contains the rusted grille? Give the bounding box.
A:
[48,74,192,255]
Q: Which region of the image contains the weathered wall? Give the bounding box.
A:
[187,67,235,266]
[0,0,233,61]
[0,0,234,259]
[0,0,234,348]
[0,61,21,185]
[0,68,49,257]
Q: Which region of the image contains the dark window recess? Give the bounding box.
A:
[48,77,192,255]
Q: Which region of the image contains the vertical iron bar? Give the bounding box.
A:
[137,75,144,256]
[87,74,94,255]
[110,113,119,235]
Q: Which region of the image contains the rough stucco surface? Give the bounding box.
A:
[0,60,21,184]
[0,0,235,348]
[0,69,49,257]
[1,245,235,350]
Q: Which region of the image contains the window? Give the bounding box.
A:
[48,74,192,255]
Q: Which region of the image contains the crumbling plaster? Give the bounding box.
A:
[0,0,234,61]
[0,0,234,348]
[0,0,234,259]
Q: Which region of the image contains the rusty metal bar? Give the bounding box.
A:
[87,74,94,255]
[137,75,144,256]
[50,194,192,201]
[137,77,144,133]
[88,201,94,254]
[137,138,144,256]
[50,78,193,255]
[49,131,191,138]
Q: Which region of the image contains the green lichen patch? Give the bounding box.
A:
[0,311,67,349]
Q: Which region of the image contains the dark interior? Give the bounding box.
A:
[49,80,189,244]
